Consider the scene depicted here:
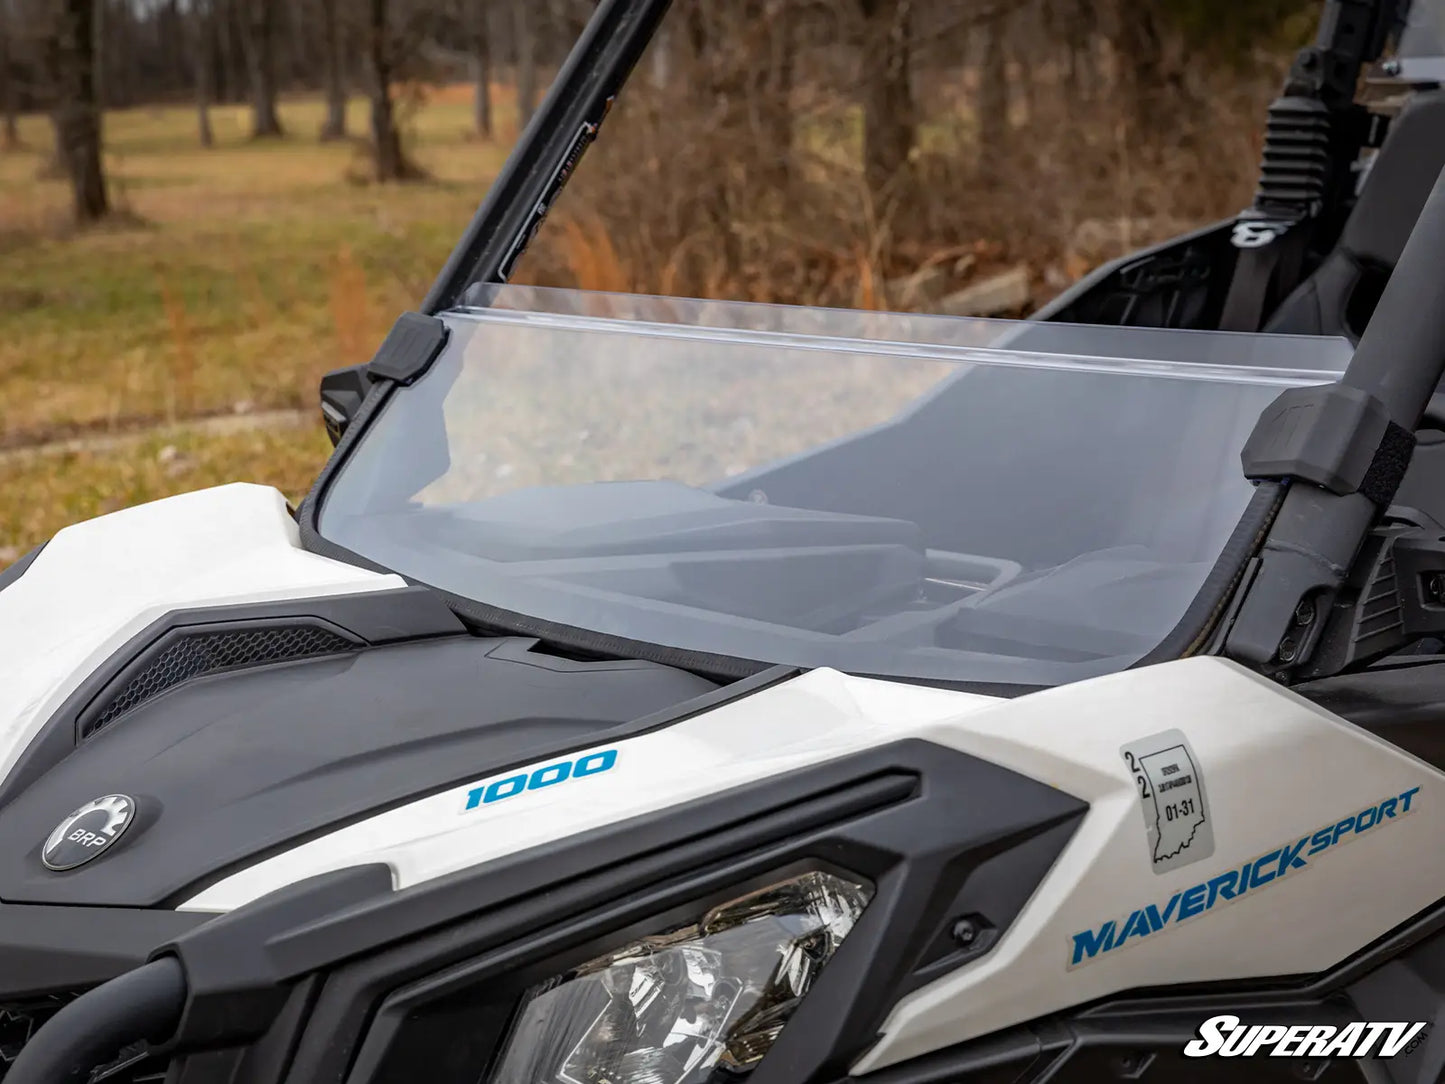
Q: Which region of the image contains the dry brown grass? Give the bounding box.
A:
[0,87,515,563]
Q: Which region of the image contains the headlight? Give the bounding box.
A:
[488,871,872,1084]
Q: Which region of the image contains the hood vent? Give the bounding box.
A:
[79,621,361,740]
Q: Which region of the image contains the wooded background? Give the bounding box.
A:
[0,0,1328,561]
[2,0,1318,305]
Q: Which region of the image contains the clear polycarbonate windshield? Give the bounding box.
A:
[317,286,1352,686]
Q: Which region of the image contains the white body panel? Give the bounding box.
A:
[179,655,1445,1075]
[0,484,401,787]
[7,489,1444,1073]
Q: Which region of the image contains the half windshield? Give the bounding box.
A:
[317,286,1353,687]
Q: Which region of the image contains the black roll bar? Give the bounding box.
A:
[420,0,674,315]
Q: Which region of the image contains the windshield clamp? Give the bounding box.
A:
[1241,383,1416,508]
[366,312,450,387]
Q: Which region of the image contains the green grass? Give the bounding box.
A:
[0,87,516,564]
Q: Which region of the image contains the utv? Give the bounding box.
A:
[3,1,1445,1083]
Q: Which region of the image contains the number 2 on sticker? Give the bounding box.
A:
[1124,751,1151,799]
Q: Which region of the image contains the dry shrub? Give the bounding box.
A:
[521,0,1292,312]
[156,271,196,421]
[330,244,374,365]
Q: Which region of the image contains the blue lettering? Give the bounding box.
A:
[1067,788,1423,967]
[1146,893,1181,932]
[529,762,572,789]
[1178,883,1207,919]
[1071,921,1117,966]
[463,749,620,813]
[1235,862,1251,898]
[1207,870,1238,908]
[484,774,528,804]
[1276,837,1309,877]
[1119,909,1151,943]
[1331,816,1356,845]
[1249,850,1280,889]
[575,749,618,776]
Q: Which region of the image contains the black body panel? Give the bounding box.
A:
[1295,658,1445,771]
[0,542,45,597]
[0,586,470,812]
[0,629,718,907]
[0,903,208,999]
[135,740,1084,1084]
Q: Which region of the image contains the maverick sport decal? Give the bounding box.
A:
[1069,786,1422,968]
[463,749,619,811]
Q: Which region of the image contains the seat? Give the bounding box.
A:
[1265,89,1445,341]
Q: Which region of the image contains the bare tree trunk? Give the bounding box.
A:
[367,0,403,181]
[239,0,283,138]
[513,0,536,130]
[0,2,19,151]
[318,0,347,140]
[1110,0,1188,143]
[859,0,915,199]
[192,0,214,147]
[217,0,244,104]
[978,11,1009,164]
[91,0,104,113]
[471,0,492,139]
[51,0,108,222]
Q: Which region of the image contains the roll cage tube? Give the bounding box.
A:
[1218,0,1406,333]
[420,0,675,315]
[1223,159,1445,679]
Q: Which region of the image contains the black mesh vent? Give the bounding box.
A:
[81,624,359,740]
[1,995,169,1082]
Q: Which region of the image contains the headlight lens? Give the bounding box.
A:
[488,871,872,1084]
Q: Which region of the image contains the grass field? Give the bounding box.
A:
[0,86,517,564]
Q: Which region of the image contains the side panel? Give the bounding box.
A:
[856,657,1445,1071]
[0,483,400,788]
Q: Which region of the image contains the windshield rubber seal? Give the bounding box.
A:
[1129,479,1288,668]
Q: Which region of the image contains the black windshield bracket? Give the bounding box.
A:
[366,312,450,387]
[1241,383,1416,507]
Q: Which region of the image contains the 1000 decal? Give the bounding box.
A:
[463,749,618,811]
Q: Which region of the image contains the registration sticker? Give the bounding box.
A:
[1121,729,1214,874]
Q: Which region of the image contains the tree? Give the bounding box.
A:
[239,0,283,138]
[318,0,347,140]
[50,0,108,222]
[977,9,1009,165]
[191,0,214,148]
[858,0,915,199]
[512,0,536,130]
[0,0,19,151]
[471,0,492,139]
[365,0,417,181]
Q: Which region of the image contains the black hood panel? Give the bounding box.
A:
[0,635,718,907]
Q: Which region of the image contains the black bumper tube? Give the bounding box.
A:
[5,957,186,1084]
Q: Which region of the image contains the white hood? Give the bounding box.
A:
[0,483,401,789]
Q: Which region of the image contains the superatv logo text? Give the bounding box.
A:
[1184,1015,1428,1059]
[1068,787,1421,968]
